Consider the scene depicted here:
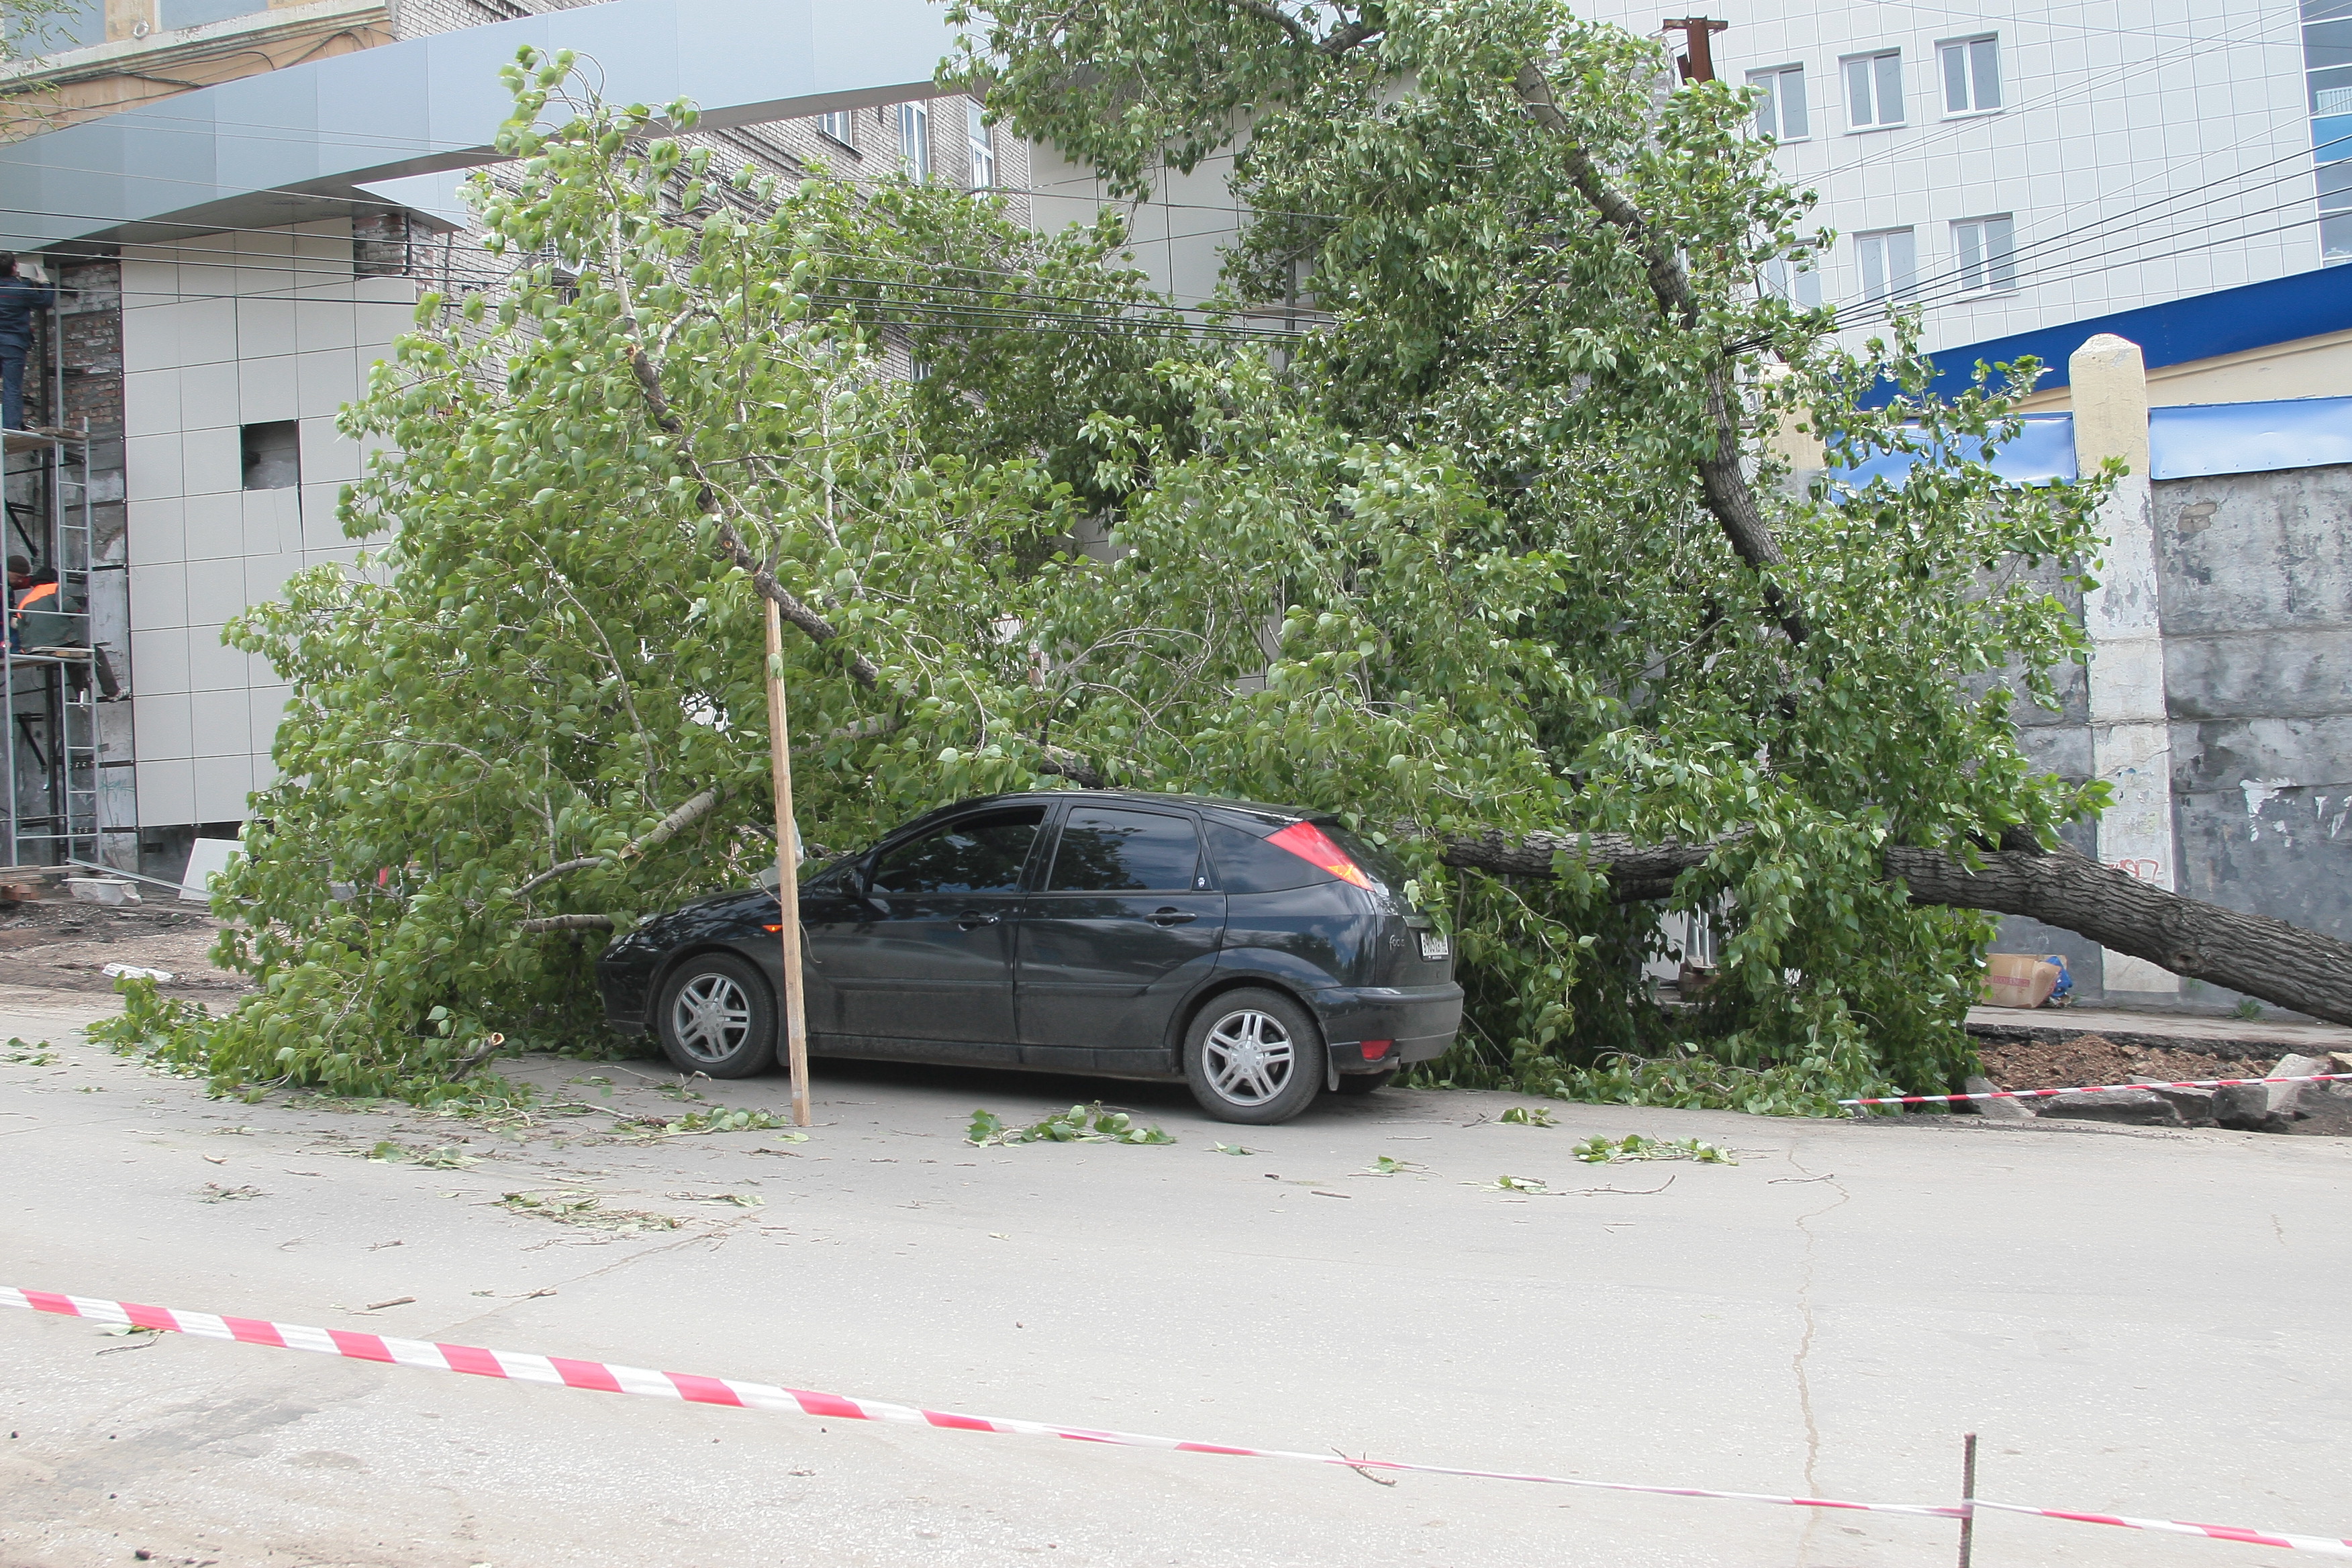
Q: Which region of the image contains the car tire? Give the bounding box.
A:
[654,952,777,1079]
[1183,988,1324,1125]
[1333,1069,1396,1096]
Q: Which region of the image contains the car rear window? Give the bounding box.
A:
[1204,822,1330,893]
[1047,807,1203,891]
[1206,820,1412,894]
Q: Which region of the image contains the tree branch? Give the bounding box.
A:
[1509,62,1808,645]
[624,345,883,689]
[511,787,723,900]
[518,914,617,933]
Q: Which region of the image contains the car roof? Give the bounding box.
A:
[901,789,1319,836]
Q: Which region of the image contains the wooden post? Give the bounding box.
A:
[1957,1431,1977,1568]
[763,597,812,1127]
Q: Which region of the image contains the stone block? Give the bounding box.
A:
[2129,1077,2217,1126]
[2212,1083,2286,1133]
[1965,1076,2035,1122]
[2267,1055,2331,1116]
[2037,1087,2182,1127]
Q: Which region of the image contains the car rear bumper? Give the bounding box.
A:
[1307,982,1463,1073]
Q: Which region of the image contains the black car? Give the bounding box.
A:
[594,791,1463,1124]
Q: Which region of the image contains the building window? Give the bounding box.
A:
[240,421,300,491]
[2307,0,2352,263]
[897,100,930,180]
[2321,160,2352,260]
[1748,66,1808,141]
[1761,257,1821,307]
[817,110,856,150]
[1939,36,2002,114]
[1951,215,2017,291]
[965,99,996,187]
[1855,228,1918,301]
[1844,50,1905,130]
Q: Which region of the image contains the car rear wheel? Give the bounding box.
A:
[1183,988,1324,1124]
[1333,1069,1395,1096]
[654,952,777,1079]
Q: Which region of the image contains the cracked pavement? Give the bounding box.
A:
[3,988,2348,1567]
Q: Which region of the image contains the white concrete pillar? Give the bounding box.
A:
[2070,332,2179,996]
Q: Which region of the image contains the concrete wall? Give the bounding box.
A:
[1993,380,2352,1012]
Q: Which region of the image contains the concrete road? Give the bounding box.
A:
[3,991,2347,1568]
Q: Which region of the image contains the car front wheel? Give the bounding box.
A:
[654,952,777,1079]
[1183,988,1324,1124]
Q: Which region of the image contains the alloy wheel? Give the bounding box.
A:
[669,972,752,1065]
[1203,1008,1295,1106]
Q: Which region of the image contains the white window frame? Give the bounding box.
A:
[1855,226,1918,302]
[1843,49,1906,131]
[1951,214,2017,293]
[1747,64,1809,142]
[1761,257,1822,307]
[1938,35,2002,116]
[965,99,996,188]
[897,100,931,180]
[817,109,856,150]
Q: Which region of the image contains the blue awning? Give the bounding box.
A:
[1830,414,2079,487]
[1829,397,2352,485]
[2149,397,2352,480]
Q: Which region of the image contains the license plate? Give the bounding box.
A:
[1417,930,1451,961]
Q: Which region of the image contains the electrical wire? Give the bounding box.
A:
[1833,164,2337,330]
[1836,177,2335,334]
[1834,123,2340,316]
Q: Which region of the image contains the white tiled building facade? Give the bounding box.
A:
[1583,0,2326,351]
[121,220,409,828]
[40,0,1020,856]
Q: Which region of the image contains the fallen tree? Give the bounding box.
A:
[110,30,2344,1114]
[1438,830,2352,1027]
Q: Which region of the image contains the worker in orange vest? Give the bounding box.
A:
[11,564,61,651]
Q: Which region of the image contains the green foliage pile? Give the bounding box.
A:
[967,1104,1177,1146]
[119,3,2111,1114]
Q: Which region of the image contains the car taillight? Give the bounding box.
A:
[1359,1039,1393,1061]
[1265,822,1373,890]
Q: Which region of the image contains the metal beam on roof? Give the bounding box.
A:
[0,0,956,251]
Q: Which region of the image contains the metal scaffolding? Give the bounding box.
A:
[1,307,99,866]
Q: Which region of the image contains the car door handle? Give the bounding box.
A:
[957,911,1001,930]
[1147,908,1197,925]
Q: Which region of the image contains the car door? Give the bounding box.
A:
[1016,803,1225,1073]
[814,805,1044,1061]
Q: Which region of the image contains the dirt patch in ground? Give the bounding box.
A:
[0,897,250,998]
[1974,1032,2279,1091]
[1976,1032,2352,1136]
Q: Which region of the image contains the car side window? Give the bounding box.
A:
[1047,807,1202,892]
[1204,821,1328,893]
[869,807,1044,895]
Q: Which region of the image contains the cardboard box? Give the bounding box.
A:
[1981,953,2062,1010]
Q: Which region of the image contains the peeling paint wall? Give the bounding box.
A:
[1998,459,2352,1011]
[2159,463,2352,948]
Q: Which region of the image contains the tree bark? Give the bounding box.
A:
[1437,832,2352,1027]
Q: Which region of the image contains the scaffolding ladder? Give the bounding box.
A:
[1,417,98,868]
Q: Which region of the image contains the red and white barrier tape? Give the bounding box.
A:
[1974,1502,2352,1557]
[1841,1072,2352,1109]
[7,1285,2349,1554]
[0,1285,1955,1518]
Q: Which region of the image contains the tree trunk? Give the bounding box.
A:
[1437,832,2352,1028]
